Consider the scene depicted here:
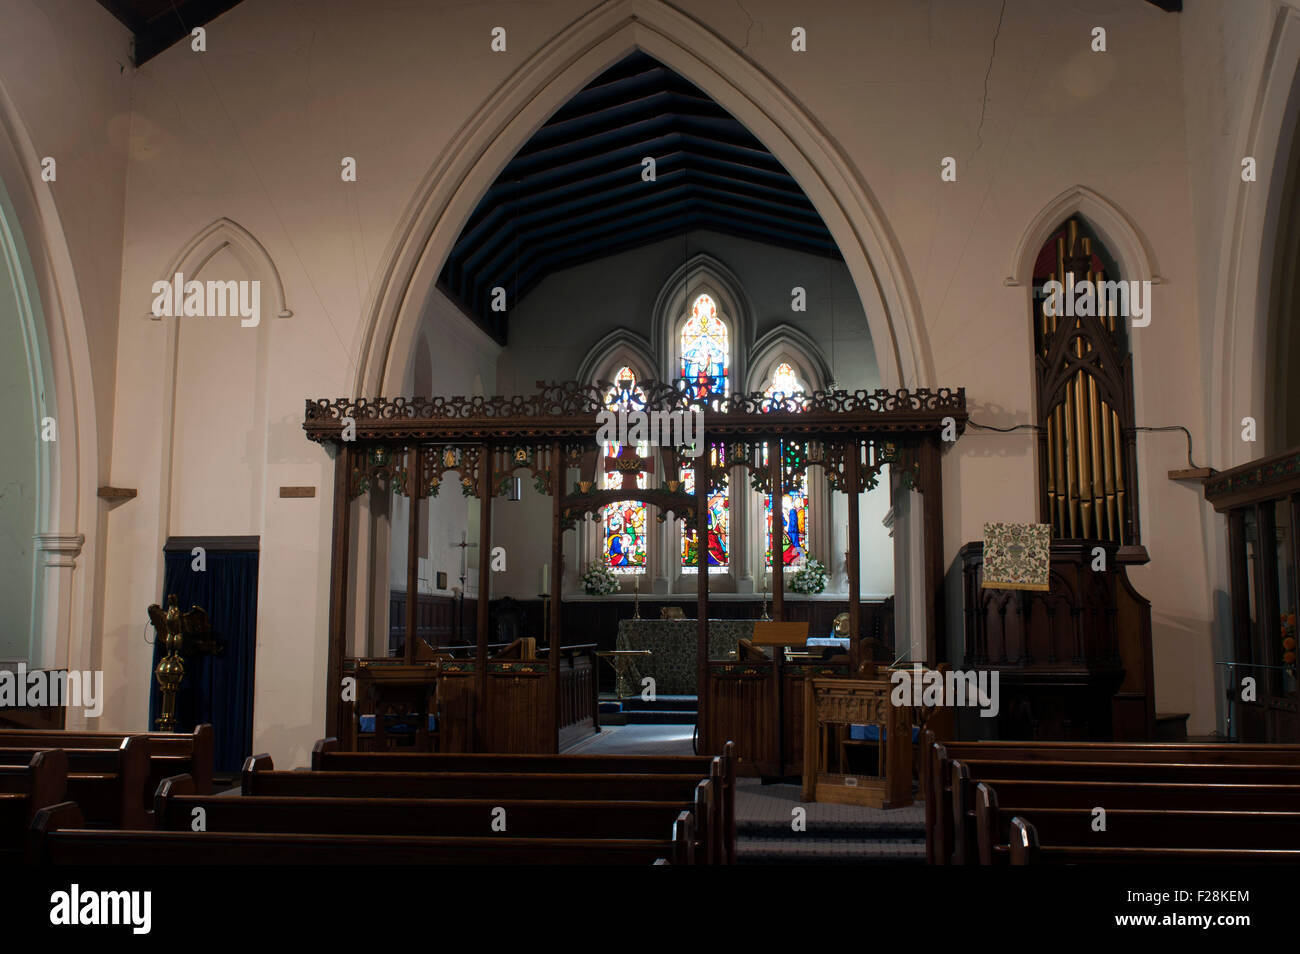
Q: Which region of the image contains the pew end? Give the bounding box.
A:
[153,773,197,820]
[1009,816,1039,865]
[975,782,999,866]
[27,750,69,823]
[672,810,695,865]
[311,738,340,771]
[27,801,85,865]
[241,754,274,795]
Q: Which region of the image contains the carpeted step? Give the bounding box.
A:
[617,694,698,712]
[737,837,925,864]
[624,710,697,724]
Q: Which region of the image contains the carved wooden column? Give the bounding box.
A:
[846,440,862,672]
[770,438,784,621]
[550,440,563,752]
[404,447,421,663]
[696,446,710,750]
[476,444,492,750]
[326,444,352,737]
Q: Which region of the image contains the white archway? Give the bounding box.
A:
[353,0,929,398]
[0,78,99,686]
[1209,6,1300,469]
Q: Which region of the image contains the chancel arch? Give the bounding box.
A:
[355,0,927,399]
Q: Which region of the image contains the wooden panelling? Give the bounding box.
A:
[960,541,1153,741]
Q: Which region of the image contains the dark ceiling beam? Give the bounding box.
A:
[470,137,793,226]
[459,179,831,293]
[442,51,841,332]
[506,215,842,309]
[483,193,838,304]
[451,164,825,282]
[519,89,728,153]
[97,0,247,65]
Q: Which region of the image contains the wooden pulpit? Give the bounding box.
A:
[802,674,912,808]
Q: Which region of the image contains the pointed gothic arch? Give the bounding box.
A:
[149,217,292,320]
[354,0,928,398]
[747,325,833,394]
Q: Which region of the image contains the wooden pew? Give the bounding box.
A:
[948,756,1300,865]
[1008,816,1300,865]
[310,737,736,864]
[923,733,1300,864]
[155,773,717,862]
[247,756,719,856]
[0,738,150,829]
[0,725,213,796]
[0,750,67,858]
[976,781,1300,864]
[28,801,694,865]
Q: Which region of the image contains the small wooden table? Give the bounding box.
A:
[802,675,912,808]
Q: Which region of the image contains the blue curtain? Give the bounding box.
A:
[149,549,258,773]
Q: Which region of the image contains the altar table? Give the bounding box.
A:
[614,619,755,695]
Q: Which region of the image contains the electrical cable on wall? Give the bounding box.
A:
[964,419,1210,472]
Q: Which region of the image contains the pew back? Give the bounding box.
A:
[0,739,149,828]
[308,738,735,863]
[1007,816,1300,865]
[29,801,694,865]
[975,782,1300,863]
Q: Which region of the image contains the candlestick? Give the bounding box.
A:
[539,563,549,595]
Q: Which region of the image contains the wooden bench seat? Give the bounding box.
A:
[0,740,149,828]
[0,750,66,858]
[948,757,1300,864]
[976,781,1300,864]
[310,738,736,863]
[156,772,720,863]
[1008,816,1300,865]
[923,734,1300,864]
[0,725,213,797]
[29,802,693,865]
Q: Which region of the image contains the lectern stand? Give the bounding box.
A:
[802,674,912,808]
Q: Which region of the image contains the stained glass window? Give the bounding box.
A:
[763,364,810,567]
[679,294,729,401]
[681,445,728,574]
[601,367,648,574]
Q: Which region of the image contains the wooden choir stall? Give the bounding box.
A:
[304,381,967,761]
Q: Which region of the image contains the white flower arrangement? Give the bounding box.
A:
[789,556,828,595]
[582,558,620,596]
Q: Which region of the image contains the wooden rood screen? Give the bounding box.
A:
[304,380,967,755]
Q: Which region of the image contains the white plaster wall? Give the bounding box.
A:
[23,0,1274,754]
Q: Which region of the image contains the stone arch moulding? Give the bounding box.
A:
[747,324,834,393]
[650,252,753,387]
[147,217,292,320]
[355,0,930,398]
[0,77,97,683]
[575,328,657,387]
[1005,184,1164,289]
[1211,6,1300,470]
